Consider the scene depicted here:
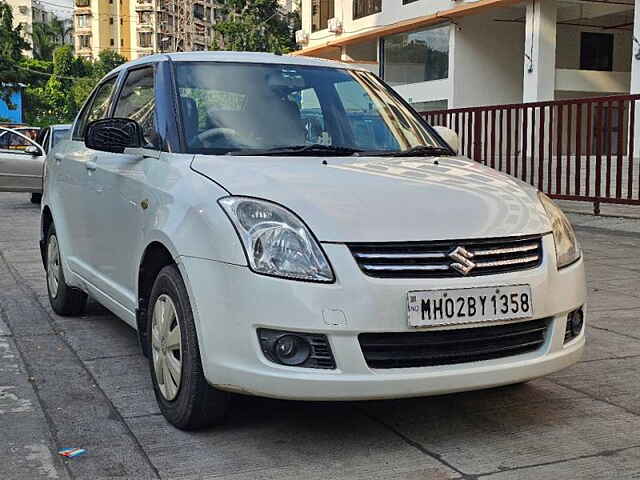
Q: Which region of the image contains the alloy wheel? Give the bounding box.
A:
[151,294,183,401]
[47,235,60,298]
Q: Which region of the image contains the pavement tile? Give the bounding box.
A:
[128,402,459,480]
[581,327,640,362]
[550,357,640,400]
[588,309,640,337]
[362,395,640,476]
[481,446,640,480]
[52,315,140,361]
[84,354,160,418]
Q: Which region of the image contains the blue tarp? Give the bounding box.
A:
[0,89,23,124]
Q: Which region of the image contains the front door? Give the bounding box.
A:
[84,65,159,312]
[53,76,118,279]
[0,127,44,192]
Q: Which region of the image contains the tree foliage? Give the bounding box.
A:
[212,0,299,54]
[0,1,30,105]
[22,47,125,126]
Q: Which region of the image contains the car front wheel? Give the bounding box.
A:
[148,264,228,430]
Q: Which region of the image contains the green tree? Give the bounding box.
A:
[31,22,56,60]
[212,0,299,54]
[93,49,126,78]
[0,1,30,105]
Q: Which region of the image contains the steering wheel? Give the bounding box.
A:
[195,127,241,145]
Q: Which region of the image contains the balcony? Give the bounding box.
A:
[136,22,153,31]
[135,0,154,11]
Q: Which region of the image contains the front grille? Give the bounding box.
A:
[359,318,549,369]
[348,235,543,278]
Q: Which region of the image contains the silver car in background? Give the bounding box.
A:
[0,125,71,203]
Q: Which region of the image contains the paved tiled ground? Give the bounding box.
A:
[0,191,639,480]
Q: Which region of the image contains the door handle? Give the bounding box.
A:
[86,161,97,172]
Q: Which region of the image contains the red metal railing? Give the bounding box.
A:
[421,94,640,213]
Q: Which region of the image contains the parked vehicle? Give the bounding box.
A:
[0,126,40,150]
[0,126,45,203]
[32,125,72,203]
[41,52,586,430]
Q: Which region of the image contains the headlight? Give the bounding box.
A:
[538,192,581,268]
[219,196,334,282]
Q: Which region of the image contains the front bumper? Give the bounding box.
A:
[179,234,586,401]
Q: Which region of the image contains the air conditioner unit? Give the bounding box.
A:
[295,29,308,45]
[327,17,342,34]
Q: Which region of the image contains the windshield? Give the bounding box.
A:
[174,62,446,155]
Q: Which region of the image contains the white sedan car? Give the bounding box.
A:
[42,52,586,430]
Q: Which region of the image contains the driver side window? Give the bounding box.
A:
[113,67,159,149]
[73,76,117,140]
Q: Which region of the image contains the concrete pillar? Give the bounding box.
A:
[522,0,557,103]
[630,0,640,153]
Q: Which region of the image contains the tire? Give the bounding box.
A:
[31,193,42,204]
[147,264,228,430]
[45,224,87,316]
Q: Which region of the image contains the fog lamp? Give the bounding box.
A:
[274,335,311,366]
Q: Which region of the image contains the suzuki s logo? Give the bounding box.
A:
[448,246,476,275]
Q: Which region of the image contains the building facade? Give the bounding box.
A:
[6,0,58,57]
[74,0,217,61]
[295,0,638,112]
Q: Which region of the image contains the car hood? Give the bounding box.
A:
[191,155,551,243]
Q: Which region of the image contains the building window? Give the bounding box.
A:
[139,11,152,23]
[109,17,113,24]
[139,32,153,48]
[120,18,123,24]
[79,35,91,49]
[121,38,124,47]
[76,14,89,28]
[382,24,450,86]
[110,38,114,46]
[353,0,380,20]
[580,32,613,71]
[193,3,204,20]
[311,0,334,32]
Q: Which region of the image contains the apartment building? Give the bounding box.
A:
[295,0,638,111]
[6,0,57,57]
[74,0,216,61]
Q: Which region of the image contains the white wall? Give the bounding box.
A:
[450,10,525,107]
[302,0,480,48]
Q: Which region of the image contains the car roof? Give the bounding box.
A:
[107,51,366,76]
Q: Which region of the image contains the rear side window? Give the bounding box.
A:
[73,76,118,140]
[113,67,159,149]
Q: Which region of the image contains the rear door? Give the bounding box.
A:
[0,127,45,192]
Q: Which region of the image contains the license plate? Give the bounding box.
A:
[407,285,533,327]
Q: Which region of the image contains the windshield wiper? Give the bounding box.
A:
[228,144,363,156]
[356,145,452,157]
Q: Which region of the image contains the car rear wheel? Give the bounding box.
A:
[148,264,228,430]
[46,224,87,316]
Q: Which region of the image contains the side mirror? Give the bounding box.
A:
[25,145,43,156]
[432,126,459,154]
[85,118,143,154]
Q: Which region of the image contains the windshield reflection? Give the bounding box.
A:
[174,62,446,156]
